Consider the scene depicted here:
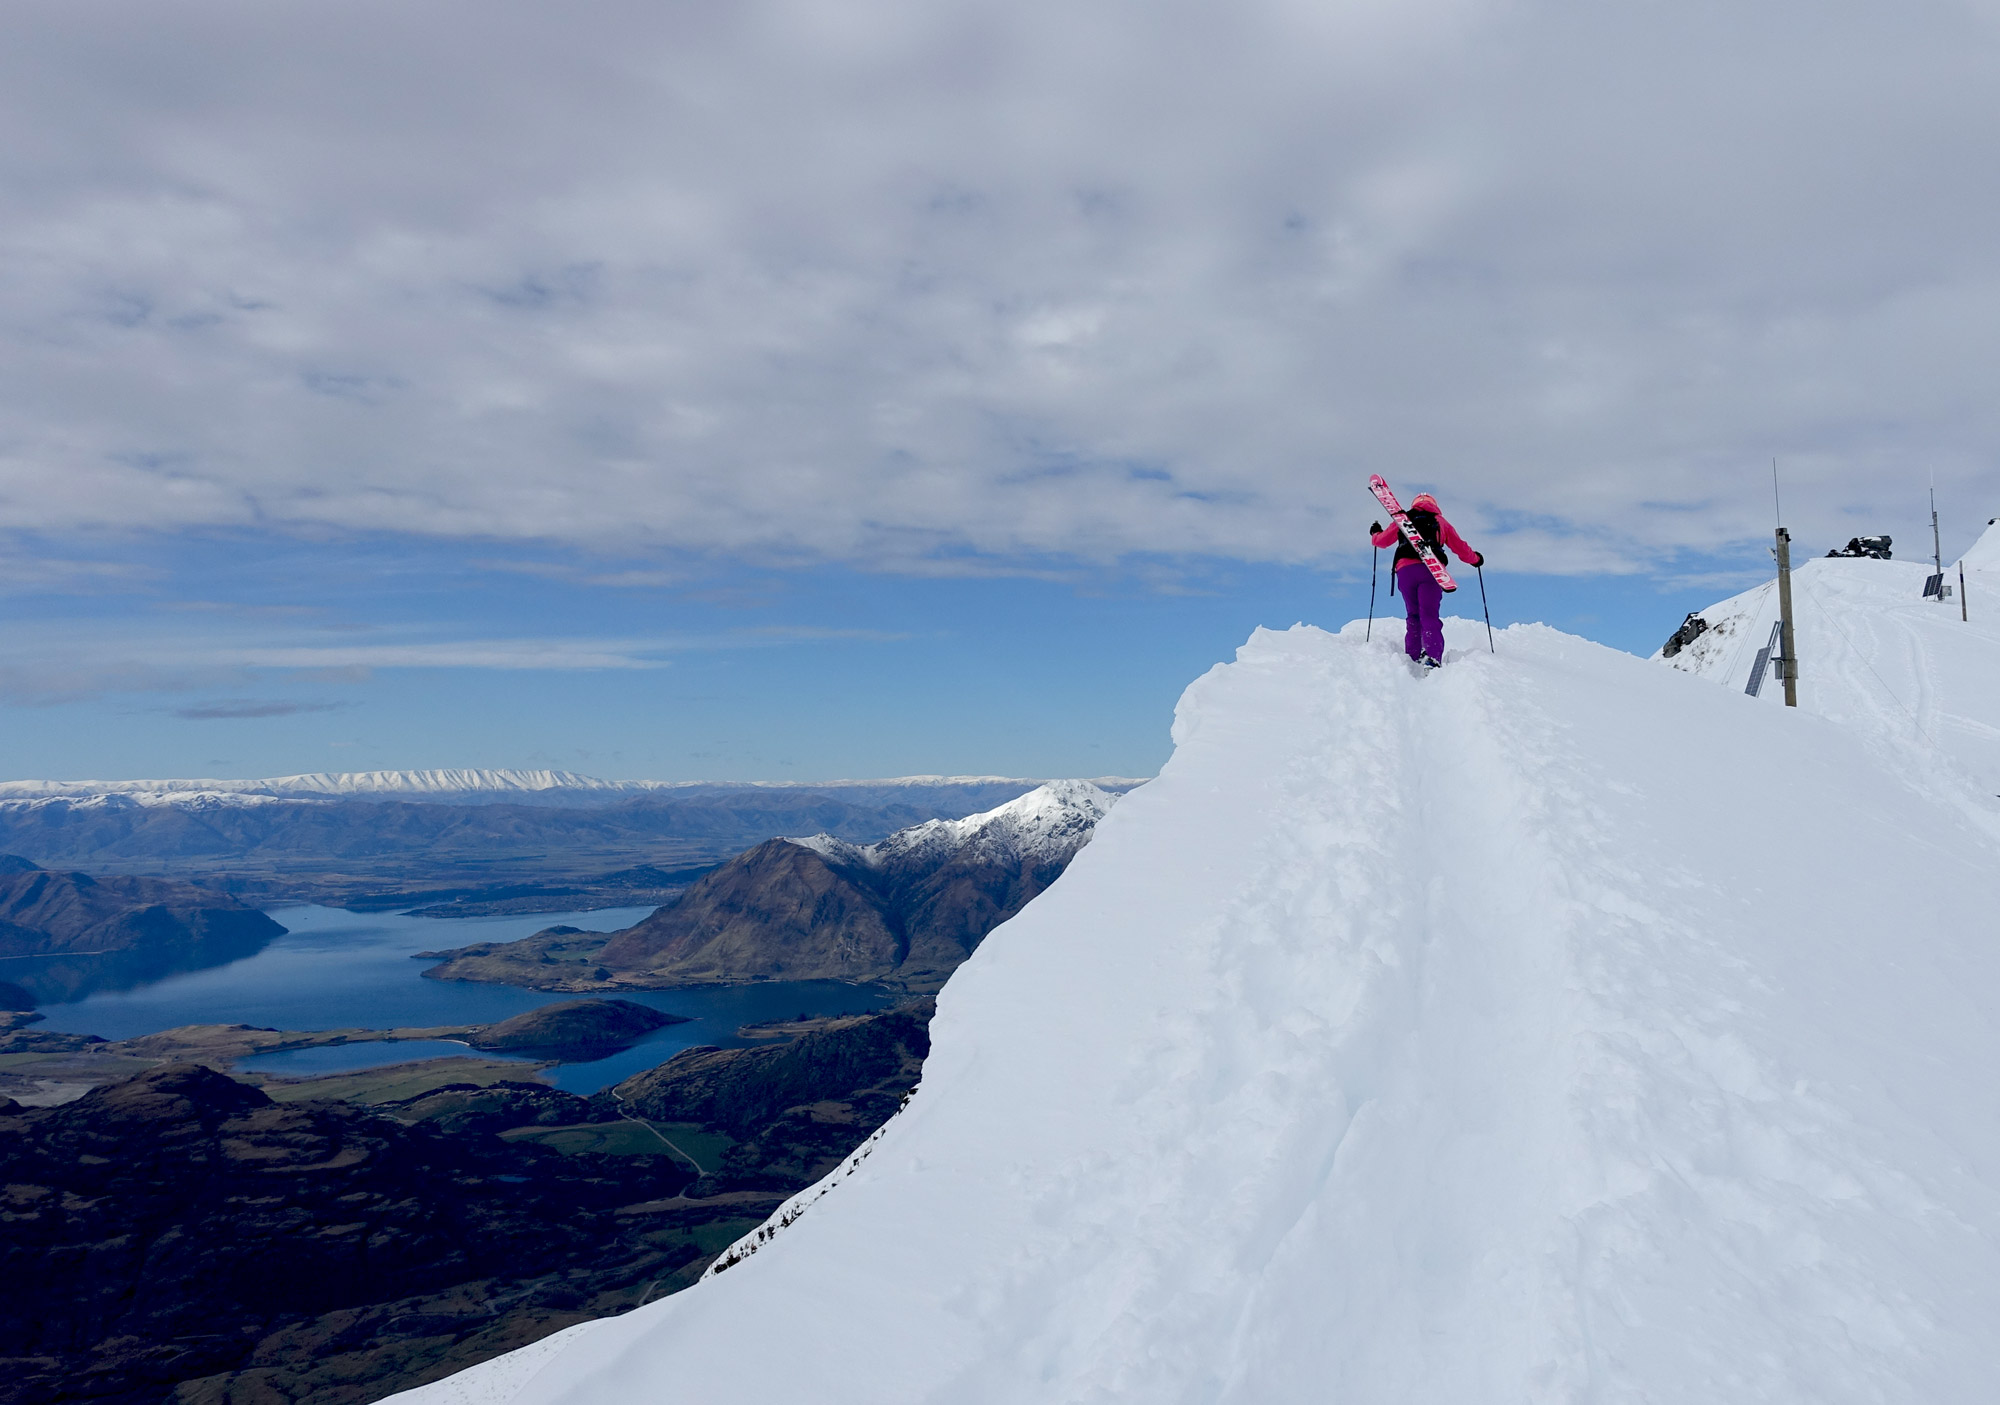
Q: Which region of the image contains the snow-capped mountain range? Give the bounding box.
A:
[393,524,2000,1404]
[0,770,1145,810]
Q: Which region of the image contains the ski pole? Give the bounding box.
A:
[1476,562,1495,653]
[1366,546,1378,641]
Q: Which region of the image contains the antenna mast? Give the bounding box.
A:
[1775,525,1798,708]
[1769,459,1797,708]
[1931,481,1944,591]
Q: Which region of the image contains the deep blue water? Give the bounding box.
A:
[34,905,893,1094]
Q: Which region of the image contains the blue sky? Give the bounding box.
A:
[4,1,1998,782]
[0,522,1928,783]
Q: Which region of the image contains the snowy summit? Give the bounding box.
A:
[393,579,2000,1403]
[1663,516,2000,793]
[789,778,1117,868]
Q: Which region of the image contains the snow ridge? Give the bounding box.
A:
[787,779,1119,868]
[387,615,2000,1405]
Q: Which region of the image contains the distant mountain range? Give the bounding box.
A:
[0,773,1146,910]
[0,769,1147,809]
[422,781,1121,993]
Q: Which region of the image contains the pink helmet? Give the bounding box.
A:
[1410,492,1440,513]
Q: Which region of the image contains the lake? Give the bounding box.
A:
[32,905,893,1093]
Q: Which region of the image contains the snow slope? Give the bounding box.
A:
[391,618,2000,1405]
[790,779,1118,868]
[1663,518,2000,794]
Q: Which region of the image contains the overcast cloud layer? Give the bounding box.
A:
[5,0,1999,575]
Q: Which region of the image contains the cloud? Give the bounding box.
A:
[211,640,672,671]
[0,552,155,593]
[171,699,348,720]
[0,613,930,706]
[740,626,914,643]
[0,623,675,704]
[0,0,1997,574]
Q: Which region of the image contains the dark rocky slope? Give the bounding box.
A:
[0,999,940,1403]
[596,839,903,982]
[0,1065,696,1405]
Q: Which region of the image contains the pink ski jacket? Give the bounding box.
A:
[1371,493,1480,567]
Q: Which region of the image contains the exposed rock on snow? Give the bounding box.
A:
[391,619,2000,1405]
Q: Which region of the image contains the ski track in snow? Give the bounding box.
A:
[391,592,2000,1405]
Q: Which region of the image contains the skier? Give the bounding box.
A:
[1369,493,1483,667]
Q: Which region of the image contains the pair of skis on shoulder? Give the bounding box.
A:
[1369,474,1456,593]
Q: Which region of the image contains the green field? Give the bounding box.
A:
[0,1050,157,1077]
[505,1119,735,1173]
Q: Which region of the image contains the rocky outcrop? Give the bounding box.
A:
[463,999,685,1059]
[0,861,286,1003]
[0,1064,696,1405]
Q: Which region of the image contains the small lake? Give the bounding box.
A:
[33,905,893,1094]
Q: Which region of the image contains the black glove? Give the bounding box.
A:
[1472,551,1485,567]
[1370,520,1383,535]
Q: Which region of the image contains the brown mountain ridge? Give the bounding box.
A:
[420,781,1120,995]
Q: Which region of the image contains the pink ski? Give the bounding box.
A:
[1369,474,1457,593]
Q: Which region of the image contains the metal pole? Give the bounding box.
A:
[1475,563,1495,653]
[1366,546,1378,642]
[1962,561,1969,622]
[1775,527,1799,708]
[1932,485,1944,599]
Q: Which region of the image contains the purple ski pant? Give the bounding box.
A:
[1395,561,1444,661]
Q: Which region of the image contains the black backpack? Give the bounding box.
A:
[1402,508,1445,562]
